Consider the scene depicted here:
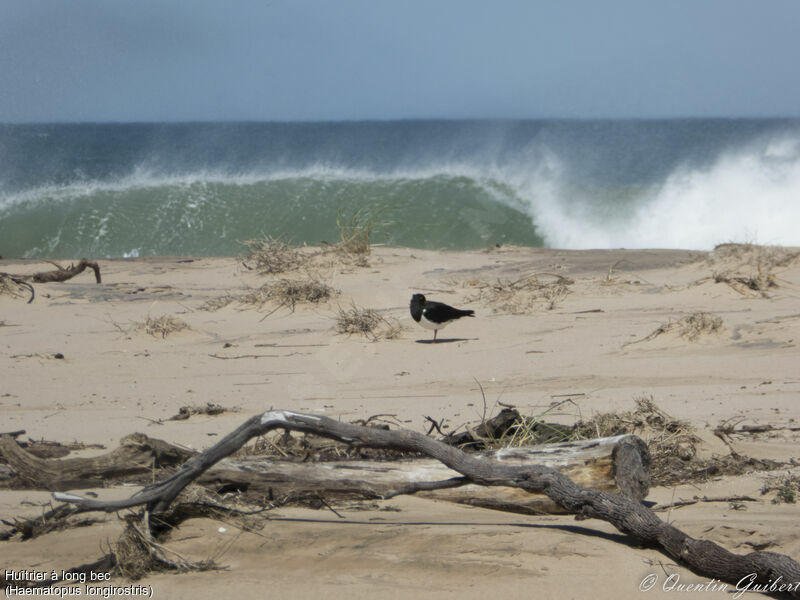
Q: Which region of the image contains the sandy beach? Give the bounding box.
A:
[2,245,800,599]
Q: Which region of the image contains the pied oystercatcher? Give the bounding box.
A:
[409,293,474,343]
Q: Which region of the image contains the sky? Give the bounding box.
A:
[1,0,799,123]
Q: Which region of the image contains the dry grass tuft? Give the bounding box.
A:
[705,243,800,296]
[240,236,305,274]
[335,302,403,340]
[463,273,573,314]
[335,207,381,255]
[199,273,338,314]
[625,311,723,346]
[138,315,190,339]
[239,277,336,311]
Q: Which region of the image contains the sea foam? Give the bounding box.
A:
[515,132,800,250]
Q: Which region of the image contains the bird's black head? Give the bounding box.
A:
[409,293,426,322]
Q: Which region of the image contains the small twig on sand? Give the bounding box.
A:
[314,494,345,519]
[424,416,446,436]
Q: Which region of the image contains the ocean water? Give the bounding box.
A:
[1,119,799,258]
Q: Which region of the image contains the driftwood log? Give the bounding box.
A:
[0,431,647,514]
[0,259,101,304]
[49,410,800,595]
[28,259,102,284]
[205,433,648,514]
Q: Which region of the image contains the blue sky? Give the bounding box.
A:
[1,0,799,122]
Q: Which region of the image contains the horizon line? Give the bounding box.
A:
[3,115,800,126]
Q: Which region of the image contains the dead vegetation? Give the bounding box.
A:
[200,271,338,314]
[572,396,698,484]
[703,243,800,297]
[599,259,649,289]
[137,315,190,339]
[225,215,385,314]
[112,509,221,580]
[335,302,403,340]
[572,396,780,486]
[239,210,383,276]
[435,406,573,450]
[239,277,336,311]
[462,273,573,314]
[240,236,305,275]
[625,311,723,346]
[335,207,381,256]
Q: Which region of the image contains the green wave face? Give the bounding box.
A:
[0,173,545,258]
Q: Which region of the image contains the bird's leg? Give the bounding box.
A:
[433,330,438,343]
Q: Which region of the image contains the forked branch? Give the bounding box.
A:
[30,259,102,283]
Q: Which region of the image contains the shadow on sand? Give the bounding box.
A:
[414,337,477,344]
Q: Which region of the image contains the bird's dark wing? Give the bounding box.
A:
[423,301,474,323]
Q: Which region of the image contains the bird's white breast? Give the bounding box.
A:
[420,313,449,330]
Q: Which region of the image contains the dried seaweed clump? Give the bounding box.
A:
[707,243,800,296]
[335,303,402,340]
[240,236,305,274]
[240,277,336,311]
[464,273,573,314]
[139,315,190,339]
